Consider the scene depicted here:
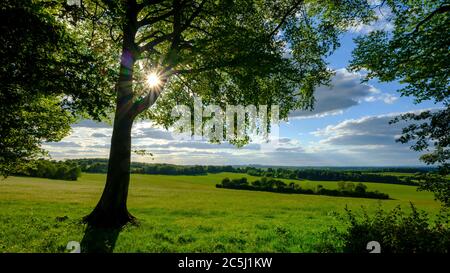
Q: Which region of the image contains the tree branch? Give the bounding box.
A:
[109,24,122,43]
[136,0,167,12]
[161,18,213,36]
[172,67,212,74]
[129,66,172,118]
[131,86,163,117]
[180,0,207,33]
[131,0,209,117]
[139,33,173,53]
[137,30,166,44]
[172,60,241,74]
[137,9,175,28]
[269,0,304,37]
[411,4,450,35]
[184,23,213,36]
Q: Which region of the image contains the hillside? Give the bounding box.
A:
[0,172,439,252]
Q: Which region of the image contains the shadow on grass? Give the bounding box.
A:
[80,225,121,253]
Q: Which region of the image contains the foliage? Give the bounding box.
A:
[0,97,74,176]
[416,173,450,207]
[0,0,116,176]
[349,0,450,205]
[217,177,389,199]
[339,204,450,253]
[13,159,81,181]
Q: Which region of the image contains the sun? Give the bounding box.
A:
[146,72,161,88]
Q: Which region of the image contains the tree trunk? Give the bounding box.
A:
[84,16,138,227]
[83,111,135,228]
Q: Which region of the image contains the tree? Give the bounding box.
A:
[57,0,375,227]
[354,183,367,194]
[349,0,450,206]
[0,0,115,176]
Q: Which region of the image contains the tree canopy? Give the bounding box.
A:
[61,0,375,125]
[0,0,116,175]
[349,0,450,206]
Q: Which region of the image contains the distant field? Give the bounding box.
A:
[0,172,440,253]
[365,172,416,177]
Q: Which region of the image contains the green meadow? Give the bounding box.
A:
[0,172,440,253]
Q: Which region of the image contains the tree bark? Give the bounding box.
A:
[84,4,139,228]
[83,108,135,227]
[83,66,136,227]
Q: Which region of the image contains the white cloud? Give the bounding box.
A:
[348,2,394,34]
[132,127,174,140]
[382,93,398,104]
[289,69,397,119]
[313,113,402,138]
[43,108,436,166]
[312,109,438,156]
[91,133,108,138]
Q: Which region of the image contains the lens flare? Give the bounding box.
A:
[146,72,161,87]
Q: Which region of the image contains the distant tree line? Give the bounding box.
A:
[358,167,430,174]
[65,159,424,186]
[303,167,431,173]
[241,167,417,186]
[13,159,81,181]
[67,159,235,175]
[216,177,390,200]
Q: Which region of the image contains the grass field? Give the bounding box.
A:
[0,172,440,253]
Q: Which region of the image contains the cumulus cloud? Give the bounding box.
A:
[322,134,396,146]
[289,69,397,119]
[314,113,403,139]
[313,109,437,149]
[381,93,398,104]
[288,109,443,165]
[91,133,108,138]
[44,141,81,147]
[132,127,173,140]
[275,146,304,152]
[348,2,394,34]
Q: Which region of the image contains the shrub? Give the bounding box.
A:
[340,204,450,253]
[222,177,231,186]
[337,181,355,192]
[217,177,389,199]
[354,183,367,194]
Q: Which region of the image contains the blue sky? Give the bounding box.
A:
[44,29,440,166]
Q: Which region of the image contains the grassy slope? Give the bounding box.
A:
[0,172,440,252]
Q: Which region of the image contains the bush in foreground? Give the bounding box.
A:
[339,204,450,253]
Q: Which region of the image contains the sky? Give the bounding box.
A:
[44,22,441,167]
